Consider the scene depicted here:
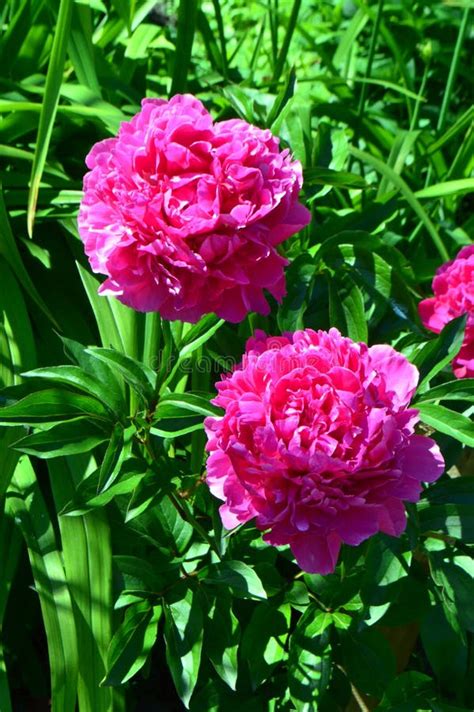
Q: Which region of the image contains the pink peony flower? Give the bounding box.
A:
[78,94,310,323]
[419,245,474,378]
[204,328,444,574]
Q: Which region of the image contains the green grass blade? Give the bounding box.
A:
[415,178,474,200]
[68,2,101,94]
[6,456,78,712]
[49,456,115,712]
[0,186,58,327]
[271,0,302,86]
[333,8,368,75]
[211,0,229,79]
[0,508,22,712]
[437,6,470,132]
[349,145,449,261]
[27,0,73,236]
[170,0,198,96]
[77,263,137,356]
[357,0,385,118]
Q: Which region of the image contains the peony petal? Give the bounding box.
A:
[399,435,445,483]
[368,344,419,408]
[290,532,342,575]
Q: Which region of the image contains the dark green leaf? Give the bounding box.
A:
[164,587,203,707]
[288,606,333,711]
[340,628,396,697]
[14,418,110,458]
[417,403,474,447]
[202,561,267,600]
[0,388,110,425]
[102,601,161,686]
[206,595,240,690]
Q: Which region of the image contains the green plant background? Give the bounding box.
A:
[0,0,473,710]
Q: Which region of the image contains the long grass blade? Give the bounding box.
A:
[349,145,449,261]
[271,0,302,86]
[27,0,73,236]
[6,456,78,712]
[49,456,115,712]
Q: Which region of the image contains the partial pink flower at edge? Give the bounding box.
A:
[78,94,311,323]
[419,245,474,378]
[204,328,445,575]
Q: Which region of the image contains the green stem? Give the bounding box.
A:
[424,6,470,189]
[211,0,229,80]
[168,490,221,559]
[357,0,385,119]
[142,312,161,371]
[437,6,470,133]
[409,59,430,132]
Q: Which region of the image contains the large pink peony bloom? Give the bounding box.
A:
[419,245,474,378]
[204,328,444,574]
[78,94,310,323]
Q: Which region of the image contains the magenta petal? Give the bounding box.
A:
[334,507,380,545]
[368,344,419,408]
[291,532,342,575]
[400,435,445,483]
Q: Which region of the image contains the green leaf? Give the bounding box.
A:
[417,403,474,447]
[77,263,136,356]
[6,456,78,712]
[340,628,396,697]
[415,178,474,199]
[97,422,130,492]
[288,606,332,711]
[304,166,368,189]
[423,477,474,507]
[178,317,225,361]
[329,273,368,342]
[377,672,435,710]
[0,388,111,425]
[68,2,100,94]
[349,145,449,261]
[150,418,204,439]
[14,417,110,458]
[361,536,411,625]
[417,502,474,543]
[202,561,267,600]
[241,603,290,689]
[27,0,73,235]
[420,604,467,694]
[22,365,124,417]
[415,315,467,386]
[154,496,193,554]
[415,379,474,404]
[156,393,221,419]
[440,568,474,633]
[62,460,148,515]
[103,601,161,686]
[164,587,203,708]
[86,347,157,404]
[0,188,57,326]
[277,254,316,332]
[206,595,240,691]
[48,456,114,712]
[268,65,297,127]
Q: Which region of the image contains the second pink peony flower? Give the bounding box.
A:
[204,328,445,574]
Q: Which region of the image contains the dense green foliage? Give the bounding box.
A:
[0,1,473,710]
